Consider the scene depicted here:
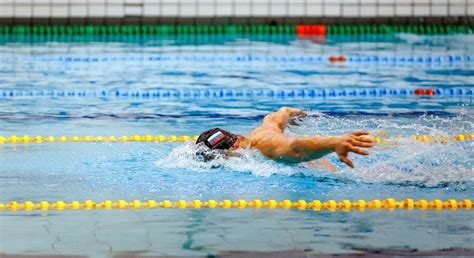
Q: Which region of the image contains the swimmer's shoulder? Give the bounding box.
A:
[249,131,300,161]
[249,128,286,147]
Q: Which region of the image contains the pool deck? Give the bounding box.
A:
[2,248,474,257]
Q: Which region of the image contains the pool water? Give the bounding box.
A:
[0,33,473,256]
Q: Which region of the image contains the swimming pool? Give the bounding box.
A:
[0,31,473,256]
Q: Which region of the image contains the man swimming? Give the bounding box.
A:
[196,107,374,169]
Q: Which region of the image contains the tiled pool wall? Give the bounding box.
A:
[0,0,473,25]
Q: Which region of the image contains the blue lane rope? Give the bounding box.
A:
[1,55,473,64]
[0,88,471,99]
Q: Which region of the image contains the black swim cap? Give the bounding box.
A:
[196,128,239,150]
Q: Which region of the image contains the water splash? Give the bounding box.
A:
[156,142,295,177]
[396,33,474,51]
[158,111,473,188]
[396,33,424,44]
[299,111,474,187]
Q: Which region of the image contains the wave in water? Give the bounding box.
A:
[157,110,473,187]
[156,142,295,177]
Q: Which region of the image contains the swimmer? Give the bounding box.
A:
[196,107,374,171]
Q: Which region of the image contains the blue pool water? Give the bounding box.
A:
[0,33,473,256]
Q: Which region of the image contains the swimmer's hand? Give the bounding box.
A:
[281,107,307,117]
[333,131,374,168]
[285,107,307,126]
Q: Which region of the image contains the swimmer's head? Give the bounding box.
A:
[196,128,241,150]
[195,128,243,161]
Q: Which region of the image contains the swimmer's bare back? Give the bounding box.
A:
[248,107,374,169]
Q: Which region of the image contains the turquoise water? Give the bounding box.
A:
[0,34,473,256]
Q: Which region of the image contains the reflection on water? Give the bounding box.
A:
[0,209,473,256]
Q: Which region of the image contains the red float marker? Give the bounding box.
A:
[337,55,347,62]
[414,88,435,96]
[295,25,327,37]
[414,88,424,95]
[328,55,347,62]
[425,89,435,95]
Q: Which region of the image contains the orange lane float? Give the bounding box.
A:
[414,88,436,96]
[328,55,347,62]
[295,25,327,37]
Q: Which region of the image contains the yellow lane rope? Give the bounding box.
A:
[0,199,472,211]
[0,135,197,143]
[0,134,472,144]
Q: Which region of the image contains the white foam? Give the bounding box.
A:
[396,33,424,44]
[157,110,473,186]
[301,110,474,186]
[156,142,295,177]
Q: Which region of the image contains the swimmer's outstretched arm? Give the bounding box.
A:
[252,107,374,168]
[290,132,374,168]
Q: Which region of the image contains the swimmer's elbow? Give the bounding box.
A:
[289,138,332,161]
[271,147,306,162]
[261,150,303,163]
[256,143,301,161]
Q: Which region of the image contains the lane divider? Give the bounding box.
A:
[0,88,471,100]
[0,134,472,144]
[0,135,197,143]
[328,56,347,62]
[1,199,471,211]
[0,25,472,36]
[2,54,472,64]
[300,24,473,35]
